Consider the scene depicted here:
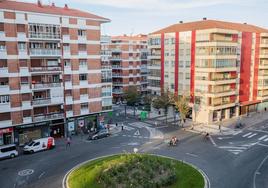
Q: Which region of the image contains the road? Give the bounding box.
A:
[1,110,268,188]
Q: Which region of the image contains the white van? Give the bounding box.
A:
[0,144,18,159]
[23,137,55,154]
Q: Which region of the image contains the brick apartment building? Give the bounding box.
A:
[0,0,110,146]
[148,19,268,124]
[108,34,148,103]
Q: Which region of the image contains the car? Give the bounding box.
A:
[0,144,18,159]
[23,137,55,154]
[88,129,110,140]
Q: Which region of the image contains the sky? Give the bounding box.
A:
[19,0,268,36]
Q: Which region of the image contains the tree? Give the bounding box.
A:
[143,94,153,112]
[152,90,173,124]
[123,86,139,116]
[173,94,190,127]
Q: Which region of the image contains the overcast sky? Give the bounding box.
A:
[20,0,268,36]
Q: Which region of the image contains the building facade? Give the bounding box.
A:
[109,35,148,103]
[0,0,110,146]
[148,19,268,124]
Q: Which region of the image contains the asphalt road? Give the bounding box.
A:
[1,113,268,188]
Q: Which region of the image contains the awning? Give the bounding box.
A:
[240,100,261,106]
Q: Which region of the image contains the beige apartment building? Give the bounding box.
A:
[148,19,268,124]
[109,35,148,102]
[0,0,110,145]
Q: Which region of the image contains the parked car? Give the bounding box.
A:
[0,144,18,159]
[88,129,110,140]
[23,137,55,154]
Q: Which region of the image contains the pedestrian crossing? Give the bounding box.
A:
[241,132,268,142]
[218,142,257,155]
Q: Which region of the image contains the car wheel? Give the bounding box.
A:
[10,154,15,158]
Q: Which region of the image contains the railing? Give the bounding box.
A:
[112,74,123,77]
[210,77,237,81]
[209,88,235,94]
[30,49,61,56]
[211,100,236,106]
[29,32,61,39]
[102,78,112,83]
[32,82,61,89]
[32,98,51,105]
[113,89,123,93]
[30,66,61,72]
[33,112,64,122]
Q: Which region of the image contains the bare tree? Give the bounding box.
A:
[173,94,190,127]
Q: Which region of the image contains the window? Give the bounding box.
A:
[0,23,4,32]
[0,41,6,51]
[63,44,70,51]
[185,61,190,68]
[62,27,69,35]
[79,74,87,81]
[0,60,7,68]
[19,59,27,67]
[0,78,8,85]
[0,95,10,104]
[64,59,71,67]
[78,44,87,51]
[79,59,87,67]
[185,73,190,80]
[20,77,29,84]
[78,29,86,36]
[81,103,88,109]
[179,61,184,68]
[18,42,26,51]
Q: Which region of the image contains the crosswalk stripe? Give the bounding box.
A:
[228,149,244,153]
[247,133,257,138]
[233,131,242,135]
[264,138,268,142]
[258,135,268,141]
[242,132,253,137]
[219,146,247,150]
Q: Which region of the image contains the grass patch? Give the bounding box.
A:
[68,154,204,188]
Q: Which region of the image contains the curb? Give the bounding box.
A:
[62,153,210,188]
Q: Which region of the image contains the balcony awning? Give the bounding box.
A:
[240,100,261,106]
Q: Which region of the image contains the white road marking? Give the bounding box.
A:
[186,153,198,157]
[247,133,258,138]
[242,132,253,137]
[38,172,45,179]
[134,130,140,136]
[233,131,242,135]
[264,138,268,142]
[258,135,268,141]
[219,146,247,150]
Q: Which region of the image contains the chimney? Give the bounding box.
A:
[243,22,247,25]
[51,2,55,7]
[64,4,68,9]
[179,21,183,24]
[37,0,42,7]
[203,17,207,20]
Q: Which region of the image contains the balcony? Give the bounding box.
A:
[207,89,236,97]
[102,78,112,83]
[110,56,122,61]
[32,98,51,106]
[113,89,124,94]
[148,54,161,60]
[112,65,122,69]
[0,67,8,77]
[80,94,89,102]
[0,85,9,94]
[32,82,62,89]
[112,73,123,78]
[81,108,89,115]
[111,49,122,53]
[29,32,61,40]
[66,110,73,118]
[30,49,61,57]
[30,66,61,73]
[23,117,32,124]
[33,112,64,122]
[0,120,12,128]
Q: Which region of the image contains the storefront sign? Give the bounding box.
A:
[68,122,75,131]
[0,127,13,134]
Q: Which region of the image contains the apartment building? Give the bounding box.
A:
[109,34,148,102]
[0,0,109,146]
[148,19,268,124]
[100,36,113,112]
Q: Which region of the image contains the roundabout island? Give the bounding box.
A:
[65,154,206,188]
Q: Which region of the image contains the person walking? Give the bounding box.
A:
[66,136,71,149]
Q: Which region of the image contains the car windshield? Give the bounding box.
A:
[27,141,35,146]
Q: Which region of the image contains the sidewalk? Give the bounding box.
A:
[186,111,268,135]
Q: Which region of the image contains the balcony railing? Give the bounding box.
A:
[30,66,61,72]
[32,82,61,89]
[33,112,64,122]
[102,78,112,83]
[29,32,61,40]
[32,98,51,105]
[113,89,123,94]
[30,49,61,56]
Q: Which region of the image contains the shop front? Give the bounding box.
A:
[49,119,65,138]
[14,122,50,146]
[67,114,99,136]
[0,127,14,146]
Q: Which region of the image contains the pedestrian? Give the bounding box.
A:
[155,121,157,127]
[121,124,124,131]
[66,136,71,148]
[116,123,118,127]
[265,107,267,112]
[219,122,222,133]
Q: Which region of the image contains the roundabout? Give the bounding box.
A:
[63,154,207,188]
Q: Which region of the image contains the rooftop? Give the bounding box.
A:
[151,19,268,34]
[0,0,110,22]
[111,34,147,41]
